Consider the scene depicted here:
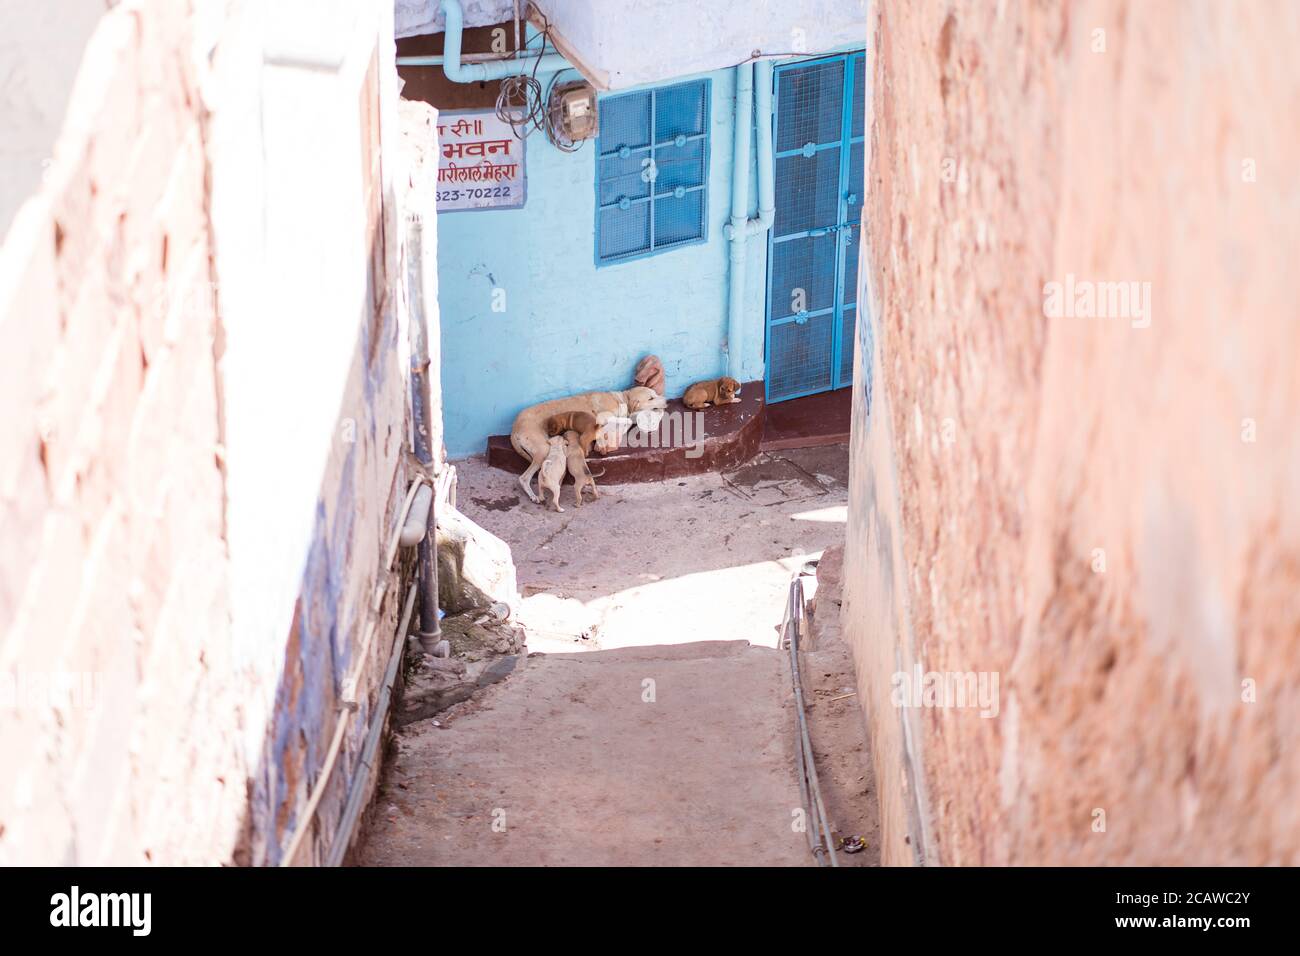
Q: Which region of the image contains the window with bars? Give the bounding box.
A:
[595,79,710,265]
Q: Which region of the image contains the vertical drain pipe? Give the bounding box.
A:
[725,63,753,381]
[749,60,776,239]
[406,218,444,655]
[724,59,775,381]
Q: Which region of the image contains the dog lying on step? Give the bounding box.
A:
[682,376,741,410]
[510,386,665,503]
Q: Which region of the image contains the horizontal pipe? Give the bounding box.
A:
[396,52,518,67]
[384,476,428,572]
[441,0,568,83]
[400,484,433,548]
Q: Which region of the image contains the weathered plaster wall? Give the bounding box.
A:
[0,0,248,864]
[435,64,768,458]
[843,0,1300,865]
[396,0,866,80]
[0,0,107,243]
[0,0,426,865]
[195,0,419,867]
[396,0,516,37]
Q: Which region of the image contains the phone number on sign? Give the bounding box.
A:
[438,186,514,202]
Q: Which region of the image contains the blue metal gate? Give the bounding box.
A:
[765,52,865,403]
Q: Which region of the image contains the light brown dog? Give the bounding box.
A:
[682,376,741,410]
[545,411,600,455]
[510,387,666,502]
[564,431,603,506]
[538,435,568,512]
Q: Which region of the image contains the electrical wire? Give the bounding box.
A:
[543,71,585,153]
[496,72,544,137]
[494,3,586,152]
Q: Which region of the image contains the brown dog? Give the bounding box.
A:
[545,411,600,455]
[510,387,666,503]
[682,376,741,410]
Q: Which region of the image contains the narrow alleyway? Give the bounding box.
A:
[357,445,879,866]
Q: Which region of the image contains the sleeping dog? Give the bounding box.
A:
[510,386,666,503]
[682,376,741,410]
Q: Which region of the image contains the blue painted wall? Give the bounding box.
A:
[436,64,768,458]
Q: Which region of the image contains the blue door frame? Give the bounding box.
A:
[764,52,865,403]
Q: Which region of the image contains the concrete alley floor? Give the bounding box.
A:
[358,445,878,866]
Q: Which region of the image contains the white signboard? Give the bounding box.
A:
[435,111,526,212]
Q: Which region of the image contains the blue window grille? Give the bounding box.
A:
[595,79,710,265]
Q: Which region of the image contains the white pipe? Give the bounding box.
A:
[749,60,776,237]
[325,582,419,866]
[725,64,753,380]
[399,484,433,547]
[279,474,428,866]
[397,52,521,66]
[440,0,568,83]
[724,60,776,380]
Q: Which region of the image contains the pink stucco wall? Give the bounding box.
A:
[843,0,1300,865]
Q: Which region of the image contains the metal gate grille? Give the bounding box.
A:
[765,52,867,403]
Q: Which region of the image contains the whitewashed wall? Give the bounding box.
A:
[396,0,517,37]
[0,0,106,243]
[397,0,868,88]
[534,0,867,88]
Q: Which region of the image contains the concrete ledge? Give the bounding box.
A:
[761,387,852,451]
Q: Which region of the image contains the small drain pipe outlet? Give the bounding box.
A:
[400,484,433,547]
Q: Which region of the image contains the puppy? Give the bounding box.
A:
[682,376,741,410]
[545,410,600,455]
[510,388,665,503]
[563,430,603,507]
[594,414,634,454]
[538,435,568,512]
